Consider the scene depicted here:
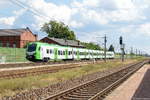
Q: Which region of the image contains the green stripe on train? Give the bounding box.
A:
[35,44,41,60]
[54,48,58,60]
[65,49,68,59]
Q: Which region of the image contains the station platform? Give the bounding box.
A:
[105,64,150,100]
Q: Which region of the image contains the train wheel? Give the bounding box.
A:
[43,58,48,62]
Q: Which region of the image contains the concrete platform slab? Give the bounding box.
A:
[105,64,150,100]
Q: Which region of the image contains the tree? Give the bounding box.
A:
[108,44,115,52]
[41,20,76,40]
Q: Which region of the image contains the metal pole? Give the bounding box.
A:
[131,47,133,59]
[119,36,124,62]
[104,34,107,62]
[121,44,125,62]
[126,50,128,59]
[136,49,137,57]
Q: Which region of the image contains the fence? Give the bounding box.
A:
[0,40,30,64]
[0,47,28,63]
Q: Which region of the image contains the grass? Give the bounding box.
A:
[0,47,28,63]
[0,47,144,63]
[0,58,144,98]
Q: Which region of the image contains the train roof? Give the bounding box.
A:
[28,42,114,53]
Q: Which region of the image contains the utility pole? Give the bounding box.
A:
[104,34,107,62]
[96,35,107,62]
[130,47,133,58]
[125,50,128,59]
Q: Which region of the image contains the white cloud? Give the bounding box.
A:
[13,8,27,17]
[8,0,146,30]
[0,0,11,8]
[71,0,146,25]
[69,21,84,28]
[81,9,109,25]
[0,17,15,25]
[137,23,150,36]
[26,0,82,29]
[0,8,26,26]
[72,0,100,8]
[118,23,150,36]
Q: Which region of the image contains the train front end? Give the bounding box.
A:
[26,43,38,61]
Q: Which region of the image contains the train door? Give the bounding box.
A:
[54,48,58,60]
[40,46,44,59]
[72,48,74,60]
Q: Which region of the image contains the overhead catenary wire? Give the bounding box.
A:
[9,0,51,21]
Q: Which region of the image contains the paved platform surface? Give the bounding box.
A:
[105,64,150,100]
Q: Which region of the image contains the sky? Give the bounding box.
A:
[0,0,150,54]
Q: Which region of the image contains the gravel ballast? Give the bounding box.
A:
[1,62,141,100]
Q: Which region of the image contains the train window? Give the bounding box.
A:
[69,51,72,55]
[80,52,84,55]
[69,51,71,55]
[60,51,63,55]
[47,49,49,54]
[27,43,37,52]
[59,51,61,55]
[58,50,61,55]
[60,51,62,55]
[50,49,53,54]
[63,51,65,55]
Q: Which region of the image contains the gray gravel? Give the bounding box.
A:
[1,62,137,100]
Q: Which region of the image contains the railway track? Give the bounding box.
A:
[44,60,148,100]
[0,60,109,79]
[0,64,89,79]
[0,59,118,69]
[0,60,105,69]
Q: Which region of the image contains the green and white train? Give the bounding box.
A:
[26,42,115,62]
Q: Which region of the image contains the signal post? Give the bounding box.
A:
[120,36,125,62]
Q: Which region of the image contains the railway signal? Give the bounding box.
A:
[119,36,123,45]
[119,36,125,62]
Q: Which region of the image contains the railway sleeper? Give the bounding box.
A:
[68,93,94,97]
[73,91,97,95]
[63,95,90,100]
[83,87,102,91]
[62,97,87,100]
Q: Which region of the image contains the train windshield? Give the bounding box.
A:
[27,43,37,52]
